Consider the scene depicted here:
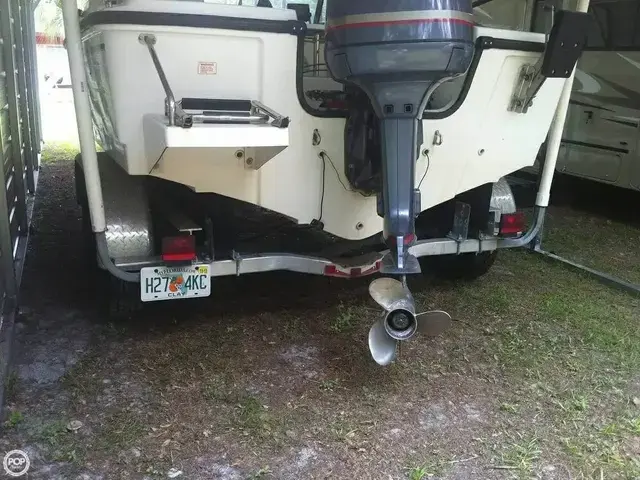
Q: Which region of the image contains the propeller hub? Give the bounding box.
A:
[384,309,417,341]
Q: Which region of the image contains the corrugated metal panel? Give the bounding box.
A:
[0,110,9,146]
[0,14,8,151]
[0,0,40,308]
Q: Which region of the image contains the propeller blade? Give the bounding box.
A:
[416,310,453,337]
[368,316,398,366]
[369,277,413,312]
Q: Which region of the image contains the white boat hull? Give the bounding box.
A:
[81,1,566,241]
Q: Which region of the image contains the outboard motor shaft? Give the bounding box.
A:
[325,0,475,274]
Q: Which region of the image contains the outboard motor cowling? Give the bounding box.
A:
[325,0,474,274]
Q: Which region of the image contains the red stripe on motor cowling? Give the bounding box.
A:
[326,18,474,31]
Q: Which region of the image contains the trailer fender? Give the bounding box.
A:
[75,153,154,266]
[490,177,517,216]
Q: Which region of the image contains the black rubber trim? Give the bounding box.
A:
[297,36,546,120]
[481,37,545,53]
[562,138,629,155]
[80,11,307,36]
[181,98,252,112]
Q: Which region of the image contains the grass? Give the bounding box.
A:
[328,418,357,444]
[201,378,290,443]
[3,410,23,429]
[561,413,640,478]
[4,371,19,401]
[498,436,541,477]
[248,466,272,479]
[543,205,640,285]
[39,420,70,448]
[499,403,519,414]
[50,246,640,477]
[92,410,146,456]
[36,419,85,463]
[406,465,435,480]
[415,243,640,478]
[235,396,266,431]
[8,159,640,479]
[554,392,589,415]
[319,378,341,391]
[329,303,358,333]
[201,374,236,403]
[61,352,105,401]
[232,395,290,445]
[41,141,79,163]
[405,461,448,479]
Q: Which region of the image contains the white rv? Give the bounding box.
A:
[479,0,640,190]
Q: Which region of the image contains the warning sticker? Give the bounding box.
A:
[197,62,218,75]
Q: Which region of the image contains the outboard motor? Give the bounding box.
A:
[325,0,475,275]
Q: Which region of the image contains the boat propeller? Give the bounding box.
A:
[368,277,452,366]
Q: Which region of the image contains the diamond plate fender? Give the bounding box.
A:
[76,153,154,262]
[490,177,517,215]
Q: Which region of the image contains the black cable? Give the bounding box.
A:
[315,150,372,225]
[316,149,429,225]
[320,151,349,192]
[149,146,168,174]
[318,150,326,222]
[418,151,430,189]
[319,151,368,197]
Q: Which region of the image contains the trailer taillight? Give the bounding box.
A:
[500,212,525,236]
[162,236,196,262]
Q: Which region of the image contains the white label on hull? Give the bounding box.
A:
[197,62,218,75]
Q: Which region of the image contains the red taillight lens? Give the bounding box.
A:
[162,235,196,262]
[500,212,525,236]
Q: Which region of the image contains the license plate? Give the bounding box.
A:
[140,264,211,302]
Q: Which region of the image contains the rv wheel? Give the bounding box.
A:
[420,251,498,281]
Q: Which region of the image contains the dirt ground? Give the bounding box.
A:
[0,145,639,480]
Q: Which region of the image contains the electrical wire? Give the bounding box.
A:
[316,150,368,223]
[317,150,430,222]
[319,150,355,193]
[418,151,431,189]
[317,150,326,222]
[150,146,168,173]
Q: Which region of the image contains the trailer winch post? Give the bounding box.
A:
[61,0,106,233]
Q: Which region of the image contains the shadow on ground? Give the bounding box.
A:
[1,147,639,480]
